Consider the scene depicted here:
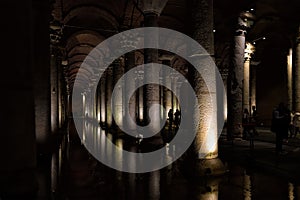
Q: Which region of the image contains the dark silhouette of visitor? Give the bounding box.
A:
[174,109,181,127]
[242,108,250,139]
[272,102,290,155]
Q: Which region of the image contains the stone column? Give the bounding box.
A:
[112,59,124,127]
[162,60,172,121]
[96,85,101,122]
[124,52,137,131]
[250,65,257,109]
[50,46,59,135]
[106,66,113,128]
[137,70,144,123]
[287,48,293,110]
[143,12,161,131]
[100,73,106,126]
[172,76,179,110]
[295,29,300,112]
[191,0,225,175]
[227,13,248,139]
[243,42,254,113]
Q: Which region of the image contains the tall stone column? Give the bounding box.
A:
[162,60,172,121]
[287,48,293,110]
[250,65,257,109]
[137,73,144,123]
[143,12,161,132]
[124,52,137,131]
[227,12,249,139]
[50,46,59,135]
[100,73,106,126]
[295,29,300,112]
[172,76,180,110]
[96,85,101,122]
[191,0,225,175]
[112,59,124,127]
[106,66,113,128]
[243,43,254,113]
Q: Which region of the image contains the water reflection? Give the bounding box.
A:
[64,120,298,200]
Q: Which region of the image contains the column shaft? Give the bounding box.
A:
[112,60,124,127]
[106,66,113,127]
[125,52,137,130]
[191,0,218,159]
[143,13,161,131]
[227,16,247,139]
[287,49,293,110]
[250,65,257,108]
[295,30,300,111]
[243,58,250,112]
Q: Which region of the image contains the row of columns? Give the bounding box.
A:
[95,55,180,130]
[76,0,225,176]
[227,23,300,139]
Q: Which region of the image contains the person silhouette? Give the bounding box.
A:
[174,109,181,128]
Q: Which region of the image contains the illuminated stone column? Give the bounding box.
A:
[243,43,254,112]
[50,46,59,135]
[250,65,257,109]
[287,48,293,110]
[172,76,179,110]
[137,71,144,123]
[106,66,113,128]
[162,60,172,120]
[142,0,168,131]
[295,29,300,112]
[227,13,248,139]
[135,53,144,123]
[191,0,225,175]
[112,59,124,127]
[124,52,137,130]
[100,72,106,126]
[191,0,217,158]
[96,86,101,123]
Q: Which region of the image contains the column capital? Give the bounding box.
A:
[236,12,255,36]
[244,42,255,61]
[141,0,168,16]
[50,21,63,45]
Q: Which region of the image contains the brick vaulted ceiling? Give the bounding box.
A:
[50,0,300,89]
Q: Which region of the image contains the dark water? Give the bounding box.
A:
[56,122,299,200]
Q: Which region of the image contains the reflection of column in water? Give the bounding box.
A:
[82,120,86,144]
[165,143,172,170]
[243,171,251,200]
[96,126,101,155]
[93,125,97,153]
[100,130,106,163]
[115,139,123,173]
[288,182,295,200]
[51,152,58,194]
[86,122,93,149]
[192,178,219,200]
[148,170,160,200]
[106,134,113,166]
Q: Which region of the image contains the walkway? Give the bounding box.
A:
[219,127,300,183]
